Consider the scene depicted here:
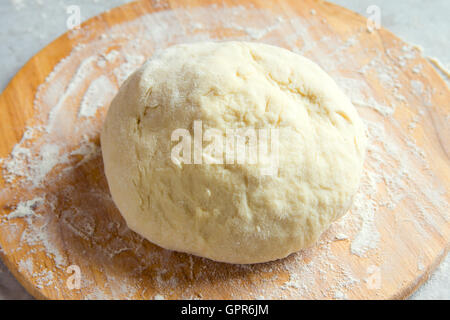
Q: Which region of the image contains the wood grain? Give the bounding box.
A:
[0,0,448,300]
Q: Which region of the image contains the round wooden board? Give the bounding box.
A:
[0,0,448,300]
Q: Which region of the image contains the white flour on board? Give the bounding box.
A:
[78,75,116,118]
[0,5,448,299]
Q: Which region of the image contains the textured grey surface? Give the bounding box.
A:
[0,0,448,300]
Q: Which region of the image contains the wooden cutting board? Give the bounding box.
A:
[0,0,448,300]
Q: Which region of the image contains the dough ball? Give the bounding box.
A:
[101,41,367,264]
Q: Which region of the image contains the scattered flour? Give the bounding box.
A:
[333,290,347,300]
[335,233,348,241]
[7,197,43,220]
[79,75,116,118]
[18,257,34,275]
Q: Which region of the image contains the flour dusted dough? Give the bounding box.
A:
[101,41,367,264]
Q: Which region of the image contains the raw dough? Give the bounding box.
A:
[101,41,367,264]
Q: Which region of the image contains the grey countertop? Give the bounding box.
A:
[0,0,448,300]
